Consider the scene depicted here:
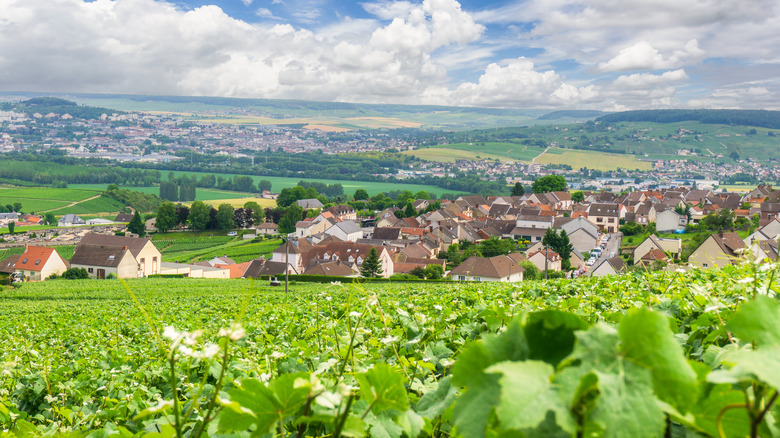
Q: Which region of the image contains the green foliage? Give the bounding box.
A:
[361,247,383,278]
[105,186,163,213]
[542,228,574,270]
[216,203,235,231]
[188,201,210,230]
[278,205,303,234]
[155,202,177,233]
[60,267,89,279]
[7,221,13,235]
[511,182,525,196]
[532,175,567,193]
[354,188,369,201]
[571,191,584,202]
[597,108,780,129]
[127,210,145,237]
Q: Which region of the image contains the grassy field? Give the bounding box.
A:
[67,184,252,201]
[47,195,125,216]
[154,233,281,263]
[0,187,104,213]
[535,147,653,171]
[404,142,542,163]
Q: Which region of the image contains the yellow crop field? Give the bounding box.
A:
[303,124,351,132]
[535,148,652,171]
[400,148,515,163]
[196,197,277,209]
[190,115,420,130]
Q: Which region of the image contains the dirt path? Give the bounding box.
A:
[532,147,550,163]
[38,195,101,213]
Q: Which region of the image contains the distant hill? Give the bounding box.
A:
[597,109,780,129]
[0,97,121,120]
[538,110,604,120]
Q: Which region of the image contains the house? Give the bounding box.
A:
[636,249,670,267]
[13,245,69,281]
[86,218,115,226]
[296,198,324,209]
[587,203,621,233]
[744,218,780,246]
[303,241,395,277]
[749,240,780,262]
[269,238,314,274]
[256,222,279,235]
[324,221,363,242]
[70,233,162,278]
[302,260,358,277]
[655,209,688,233]
[689,232,746,269]
[115,213,134,223]
[591,256,627,277]
[326,205,357,221]
[58,214,85,227]
[70,245,141,279]
[0,254,20,275]
[160,262,231,278]
[526,249,562,272]
[449,255,525,282]
[633,234,682,265]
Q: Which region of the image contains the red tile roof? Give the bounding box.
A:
[15,246,65,272]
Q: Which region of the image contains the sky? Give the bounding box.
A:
[1,0,779,110]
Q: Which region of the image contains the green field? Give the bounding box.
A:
[71,174,454,198]
[0,263,776,436]
[155,234,281,263]
[536,147,653,171]
[0,187,104,214]
[403,142,542,163]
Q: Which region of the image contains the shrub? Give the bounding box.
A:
[61,268,89,280]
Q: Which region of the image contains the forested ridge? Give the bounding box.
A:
[597,109,780,128]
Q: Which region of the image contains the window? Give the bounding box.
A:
[140,258,145,263]
[22,258,28,264]
[88,268,94,273]
[153,257,157,262]
[703,263,708,268]
[35,259,41,265]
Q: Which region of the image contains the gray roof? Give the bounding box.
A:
[70,245,132,268]
[77,232,154,258]
[58,214,85,224]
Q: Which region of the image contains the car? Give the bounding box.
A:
[586,258,596,266]
[227,231,238,236]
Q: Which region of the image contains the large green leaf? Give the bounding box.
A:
[590,368,666,438]
[356,364,410,415]
[487,360,575,433]
[219,373,310,434]
[727,296,780,346]
[415,376,458,419]
[619,307,698,412]
[689,384,751,438]
[525,310,588,367]
[452,374,501,438]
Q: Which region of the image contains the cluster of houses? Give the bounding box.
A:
[3,185,779,283]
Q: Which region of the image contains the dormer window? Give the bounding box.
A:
[35,259,41,265]
[22,258,28,264]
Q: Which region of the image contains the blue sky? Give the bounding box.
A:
[1,0,779,110]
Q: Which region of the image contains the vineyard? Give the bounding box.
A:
[156,235,282,263]
[1,262,779,437]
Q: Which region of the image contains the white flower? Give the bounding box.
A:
[737,277,755,284]
[381,336,398,344]
[260,373,271,382]
[270,351,285,360]
[367,295,379,306]
[163,326,180,340]
[349,311,361,317]
[330,281,343,287]
[219,324,245,341]
[433,305,442,311]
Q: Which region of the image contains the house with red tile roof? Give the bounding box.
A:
[14,245,69,281]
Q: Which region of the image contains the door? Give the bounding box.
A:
[97,269,105,279]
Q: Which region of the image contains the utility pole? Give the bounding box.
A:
[544,245,548,280]
[285,234,290,293]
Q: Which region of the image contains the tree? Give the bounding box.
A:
[571,191,585,203]
[159,181,178,202]
[233,208,254,229]
[542,228,573,270]
[127,211,145,237]
[44,212,56,226]
[156,202,177,232]
[176,205,190,225]
[188,201,210,230]
[257,180,272,193]
[413,191,431,200]
[532,175,567,193]
[243,201,263,223]
[354,189,369,201]
[410,266,426,279]
[404,202,417,218]
[61,267,89,279]
[12,202,22,213]
[519,260,539,280]
[360,247,383,278]
[217,204,235,231]
[478,238,517,257]
[674,204,693,221]
[423,264,444,280]
[278,205,303,234]
[511,182,525,196]
[7,221,14,235]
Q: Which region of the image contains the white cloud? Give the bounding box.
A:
[427,57,597,108]
[240,0,253,5]
[361,1,416,20]
[599,40,703,72]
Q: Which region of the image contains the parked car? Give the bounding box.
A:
[227,231,238,236]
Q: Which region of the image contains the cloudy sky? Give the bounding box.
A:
[1,0,779,110]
